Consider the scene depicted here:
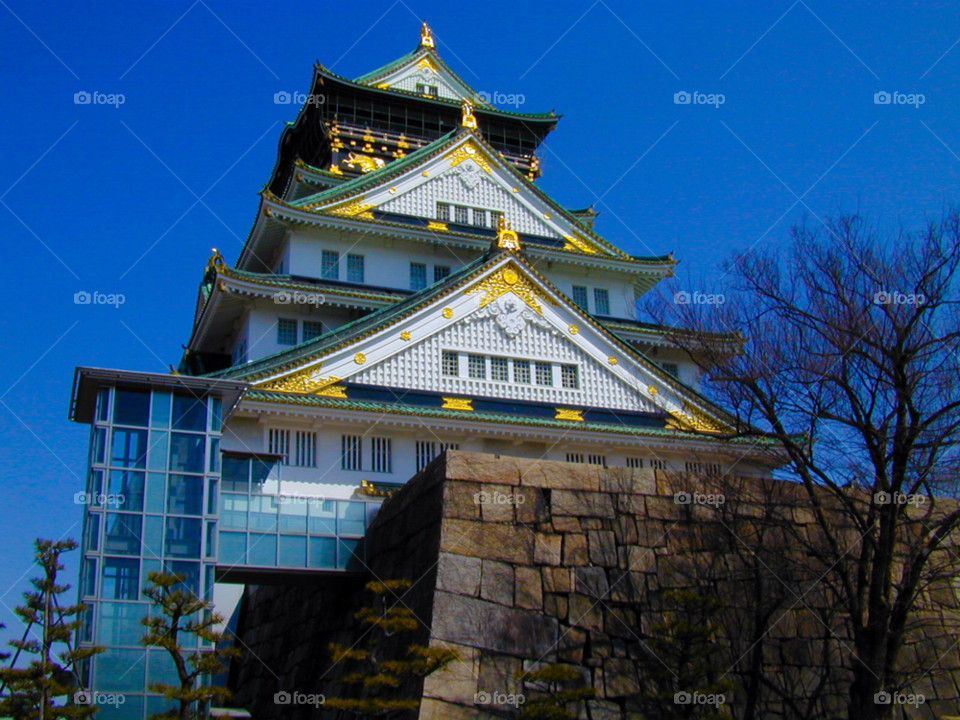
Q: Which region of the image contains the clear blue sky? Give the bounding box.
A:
[0,0,958,634]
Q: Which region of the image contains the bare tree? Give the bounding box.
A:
[648,211,960,720]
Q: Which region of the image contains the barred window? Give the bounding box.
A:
[440,442,460,452]
[514,360,531,384]
[322,250,339,280]
[472,208,487,227]
[410,262,427,290]
[434,265,451,283]
[686,461,721,476]
[454,206,469,224]
[442,351,459,377]
[650,459,667,470]
[566,453,584,464]
[625,457,644,469]
[468,354,486,379]
[535,362,553,386]
[341,435,362,471]
[594,288,610,315]
[491,357,509,382]
[269,428,290,465]
[436,202,451,221]
[295,431,317,467]
[303,320,323,342]
[416,441,437,472]
[588,454,607,467]
[347,254,365,283]
[561,364,579,389]
[371,437,392,473]
[277,319,298,346]
[572,286,589,310]
[662,363,679,378]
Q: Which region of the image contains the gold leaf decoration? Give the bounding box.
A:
[568,324,579,335]
[326,198,375,219]
[445,141,492,173]
[257,365,344,395]
[354,352,367,365]
[442,397,473,411]
[562,234,600,255]
[464,262,557,315]
[427,221,448,231]
[555,408,584,422]
[442,307,453,319]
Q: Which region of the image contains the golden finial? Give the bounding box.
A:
[461,98,478,130]
[420,21,435,48]
[496,215,520,251]
[206,247,226,272]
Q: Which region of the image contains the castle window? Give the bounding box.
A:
[661,363,679,378]
[472,209,487,227]
[295,431,317,468]
[410,262,427,290]
[626,457,644,469]
[442,351,459,376]
[268,428,291,464]
[341,435,362,471]
[686,461,721,476]
[468,354,486,379]
[650,459,667,470]
[588,454,607,467]
[347,254,365,283]
[566,453,584,464]
[303,321,324,342]
[594,288,610,315]
[561,364,579,389]
[436,202,451,221]
[434,265,450,283]
[371,437,392,473]
[322,250,340,280]
[491,357,509,382]
[416,441,436,472]
[514,360,531,384]
[535,362,553,386]
[277,319,298,346]
[416,83,438,97]
[454,206,469,224]
[572,286,589,310]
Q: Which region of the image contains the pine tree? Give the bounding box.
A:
[516,663,596,719]
[0,538,102,720]
[324,579,460,717]
[140,571,240,720]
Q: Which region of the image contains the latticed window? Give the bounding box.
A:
[347,254,365,283]
[295,431,317,467]
[269,428,290,465]
[454,206,469,224]
[561,364,579,389]
[277,319,298,346]
[572,286,589,310]
[371,437,392,473]
[491,357,509,381]
[686,461,721,476]
[322,250,339,280]
[436,202,451,221]
[594,288,610,315]
[650,459,667,470]
[514,360,531,384]
[588,454,607,467]
[566,453,584,464]
[472,208,487,227]
[535,362,553,386]
[410,263,427,290]
[303,320,323,342]
[468,354,486,379]
[626,457,644,469]
[661,363,679,378]
[434,265,450,283]
[416,441,436,472]
[442,351,459,376]
[441,442,460,452]
[341,435,362,471]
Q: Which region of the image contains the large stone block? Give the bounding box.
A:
[575,567,610,599]
[569,594,603,632]
[515,567,543,610]
[519,460,602,491]
[478,483,517,523]
[437,552,482,597]
[543,567,573,593]
[443,481,481,520]
[445,451,522,486]
[563,534,590,566]
[604,658,640,697]
[421,641,480,705]
[534,533,563,566]
[480,560,514,606]
[588,530,619,567]
[441,519,535,564]
[558,626,587,663]
[432,591,559,658]
[553,490,616,517]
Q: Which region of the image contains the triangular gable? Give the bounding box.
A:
[248,252,731,433]
[299,131,621,258]
[361,50,480,105]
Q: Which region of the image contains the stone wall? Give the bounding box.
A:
[231,452,960,719]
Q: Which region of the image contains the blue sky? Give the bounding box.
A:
[0,0,958,634]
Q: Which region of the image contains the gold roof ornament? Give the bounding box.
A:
[461,98,478,130]
[496,215,520,251]
[419,20,435,48]
[206,247,226,273]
